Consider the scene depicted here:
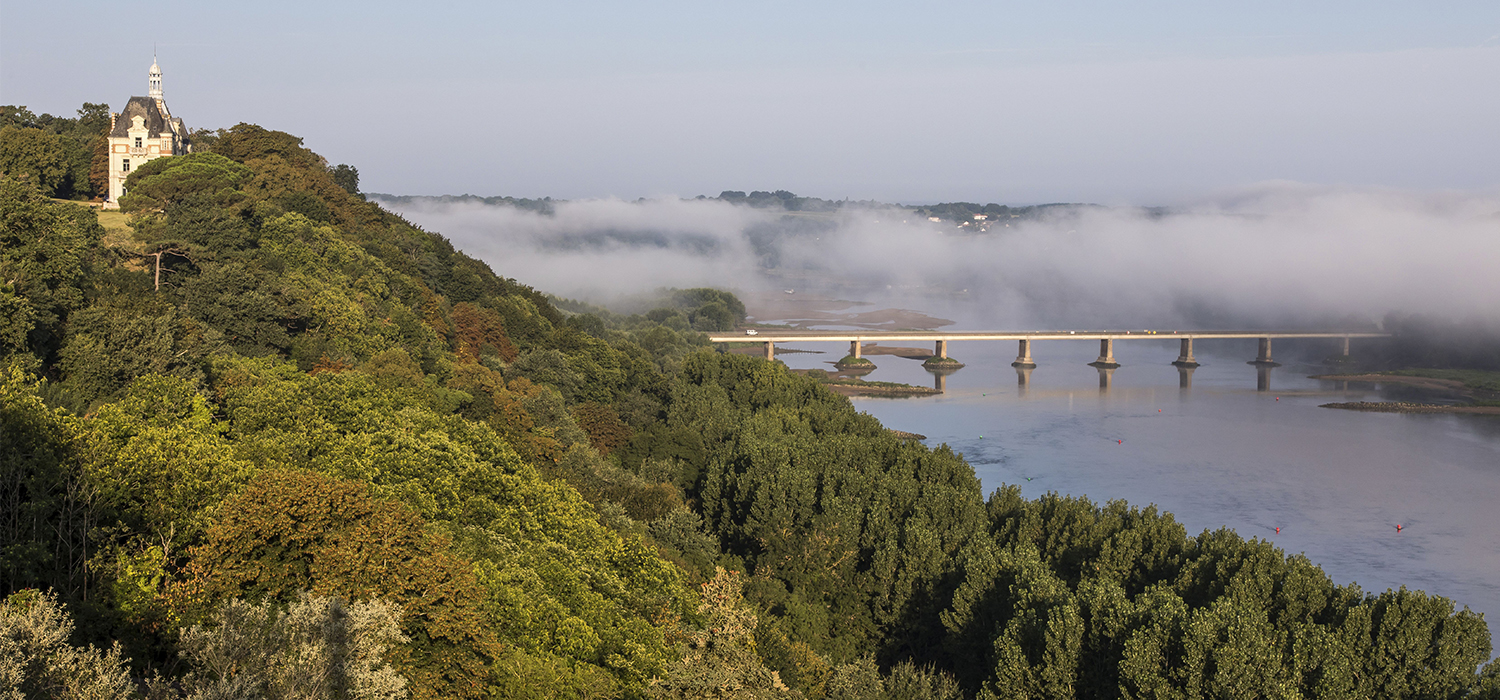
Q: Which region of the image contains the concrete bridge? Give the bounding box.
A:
[708,330,1389,369]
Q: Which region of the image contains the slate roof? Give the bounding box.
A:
[110,96,179,139]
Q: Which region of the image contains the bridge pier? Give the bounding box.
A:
[1341,336,1350,357]
[1248,337,1281,367]
[1172,338,1199,367]
[837,340,876,369]
[1012,339,1036,368]
[923,338,964,369]
[1089,339,1120,368]
[764,341,775,361]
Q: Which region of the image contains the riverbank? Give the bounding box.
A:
[791,368,941,397]
[1320,401,1500,415]
[822,379,942,397]
[1310,370,1500,407]
[1309,373,1469,393]
[721,344,823,356]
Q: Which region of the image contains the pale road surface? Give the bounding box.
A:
[709,330,1389,342]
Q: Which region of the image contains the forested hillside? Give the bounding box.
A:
[2,116,1497,699]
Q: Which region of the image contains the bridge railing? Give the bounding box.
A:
[708,330,1389,367]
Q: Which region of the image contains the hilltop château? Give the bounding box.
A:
[104,59,191,208]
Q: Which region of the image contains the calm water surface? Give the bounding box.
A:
[771,333,1500,644]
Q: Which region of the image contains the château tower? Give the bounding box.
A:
[103,58,191,209]
[149,58,162,101]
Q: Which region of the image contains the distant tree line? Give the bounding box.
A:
[365,188,1098,226]
[368,192,558,215]
[0,103,111,199]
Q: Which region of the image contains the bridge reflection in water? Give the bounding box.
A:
[929,361,1279,395]
[929,365,961,392]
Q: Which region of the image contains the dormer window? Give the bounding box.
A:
[135,137,142,148]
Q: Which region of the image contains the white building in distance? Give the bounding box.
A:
[104,59,191,208]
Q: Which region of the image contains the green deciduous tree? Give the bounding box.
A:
[0,126,69,196]
[83,374,253,560]
[0,367,96,601]
[57,306,219,409]
[672,353,988,666]
[937,487,1494,699]
[0,178,103,364]
[331,164,359,194]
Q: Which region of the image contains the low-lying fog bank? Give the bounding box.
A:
[374,184,1500,330]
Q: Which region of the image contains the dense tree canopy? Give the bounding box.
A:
[1,118,1494,700]
[0,102,111,199]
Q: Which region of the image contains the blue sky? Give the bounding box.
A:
[3,1,1498,203]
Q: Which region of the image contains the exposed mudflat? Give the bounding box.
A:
[1310,373,1470,393]
[857,343,934,359]
[744,293,954,330]
[1320,401,1500,415]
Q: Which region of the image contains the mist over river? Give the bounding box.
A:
[763,298,1500,653]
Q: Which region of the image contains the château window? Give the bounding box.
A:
[135,137,142,148]
[122,159,130,172]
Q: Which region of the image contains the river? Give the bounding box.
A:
[762,303,1500,650]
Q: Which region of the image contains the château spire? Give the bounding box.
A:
[149,55,162,100]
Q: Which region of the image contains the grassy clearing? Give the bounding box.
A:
[46,199,141,253]
[94,210,142,251]
[1386,369,1500,393]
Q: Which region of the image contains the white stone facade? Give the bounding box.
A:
[103,60,190,208]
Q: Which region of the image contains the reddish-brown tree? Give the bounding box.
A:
[451,302,518,363]
[168,470,499,700]
[570,402,633,457]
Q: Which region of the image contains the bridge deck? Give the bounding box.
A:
[708,330,1388,343]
